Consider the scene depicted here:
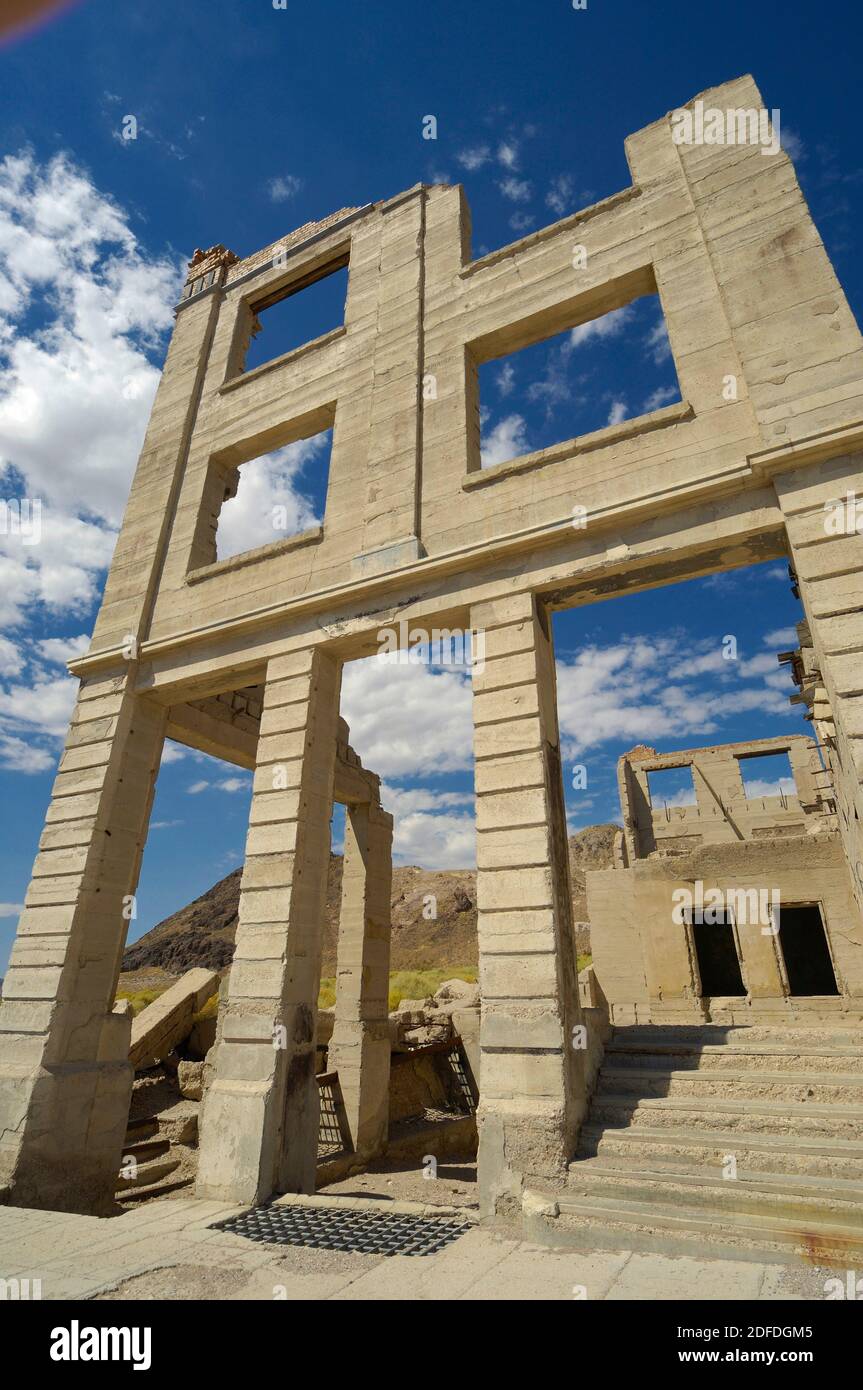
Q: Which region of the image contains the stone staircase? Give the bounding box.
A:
[116,1099,199,1204]
[556,1024,863,1264]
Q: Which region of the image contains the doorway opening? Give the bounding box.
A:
[777,904,840,996]
[690,912,747,998]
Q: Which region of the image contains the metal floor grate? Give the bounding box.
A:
[211,1204,472,1256]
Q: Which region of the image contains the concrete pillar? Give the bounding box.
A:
[327,801,393,1159]
[775,455,863,915]
[0,670,166,1213]
[470,592,584,1217]
[196,647,341,1205]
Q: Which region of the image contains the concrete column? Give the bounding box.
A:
[470,592,584,1217]
[327,801,393,1159]
[775,455,863,916]
[0,669,166,1213]
[196,647,341,1205]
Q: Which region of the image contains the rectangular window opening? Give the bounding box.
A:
[215,429,333,562]
[737,751,795,800]
[476,290,682,470]
[242,262,348,374]
[647,765,696,810]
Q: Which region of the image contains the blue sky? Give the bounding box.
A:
[0,0,861,973]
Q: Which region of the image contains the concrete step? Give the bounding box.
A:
[578,1121,863,1180]
[531,1193,863,1266]
[597,1066,863,1104]
[121,1138,172,1163]
[590,1092,863,1140]
[118,1174,195,1204]
[610,1025,863,1047]
[116,1154,181,1194]
[565,1157,863,1227]
[605,1041,863,1073]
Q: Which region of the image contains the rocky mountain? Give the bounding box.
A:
[120,824,619,983]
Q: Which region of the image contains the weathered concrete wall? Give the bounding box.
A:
[589,834,863,1025]
[4,73,863,1216]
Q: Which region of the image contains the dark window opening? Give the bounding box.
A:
[476,291,682,470]
[690,912,746,997]
[215,429,333,561]
[777,904,839,996]
[243,263,349,373]
[647,765,696,810]
[737,750,795,800]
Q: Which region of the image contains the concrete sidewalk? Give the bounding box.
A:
[0,1198,840,1301]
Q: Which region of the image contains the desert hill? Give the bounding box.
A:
[120,823,619,984]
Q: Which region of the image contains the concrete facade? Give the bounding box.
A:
[2,74,863,1219]
[587,734,863,1025]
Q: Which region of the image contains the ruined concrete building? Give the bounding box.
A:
[587,733,863,1025]
[1,75,862,1248]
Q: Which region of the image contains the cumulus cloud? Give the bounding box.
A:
[340,654,473,780]
[480,413,532,468]
[741,776,796,799]
[607,399,628,426]
[762,627,797,647]
[568,304,634,349]
[0,150,182,633]
[555,634,797,760]
[216,435,329,560]
[34,634,90,664]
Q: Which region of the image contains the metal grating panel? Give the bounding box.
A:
[211,1204,471,1256]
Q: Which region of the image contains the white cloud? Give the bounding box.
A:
[0,151,182,629]
[762,627,797,647]
[456,146,491,171]
[381,784,473,817]
[645,316,671,365]
[509,211,534,233]
[185,775,249,794]
[480,413,531,468]
[267,174,303,201]
[497,142,519,170]
[0,732,55,773]
[568,304,633,349]
[498,176,532,203]
[340,655,473,780]
[34,634,90,665]
[0,903,23,917]
[607,399,628,426]
[495,362,516,397]
[546,174,575,217]
[643,384,678,412]
[555,634,798,760]
[742,776,796,799]
[391,810,475,869]
[216,436,328,560]
[159,741,187,765]
[0,637,23,677]
[0,670,78,738]
[780,128,805,162]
